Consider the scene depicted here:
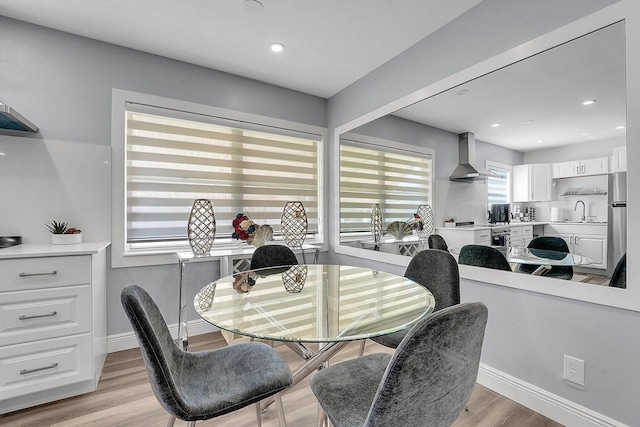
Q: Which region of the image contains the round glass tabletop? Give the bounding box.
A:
[194,264,435,343]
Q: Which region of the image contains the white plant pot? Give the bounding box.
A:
[444,222,455,228]
[51,233,82,245]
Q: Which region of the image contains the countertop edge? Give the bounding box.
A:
[0,242,111,259]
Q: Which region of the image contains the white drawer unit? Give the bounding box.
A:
[0,285,92,346]
[510,224,534,248]
[0,243,108,414]
[0,256,91,292]
[0,334,92,401]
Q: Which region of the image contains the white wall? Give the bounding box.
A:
[0,15,328,336]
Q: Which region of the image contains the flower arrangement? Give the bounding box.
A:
[413,213,425,232]
[232,213,273,246]
[232,214,256,241]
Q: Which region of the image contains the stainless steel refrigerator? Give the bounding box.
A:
[607,172,627,277]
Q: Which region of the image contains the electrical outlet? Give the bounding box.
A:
[563,355,585,386]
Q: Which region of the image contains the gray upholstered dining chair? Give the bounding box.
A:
[458,244,512,272]
[609,253,626,288]
[369,249,460,350]
[250,244,298,270]
[518,236,573,279]
[428,234,449,251]
[311,302,488,427]
[121,284,293,427]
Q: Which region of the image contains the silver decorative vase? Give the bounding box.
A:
[187,199,216,255]
[416,204,434,238]
[281,201,308,248]
[371,203,383,243]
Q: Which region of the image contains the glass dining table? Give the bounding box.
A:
[507,246,594,275]
[449,245,594,275]
[194,264,435,409]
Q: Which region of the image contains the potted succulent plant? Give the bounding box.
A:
[444,217,456,227]
[45,220,82,245]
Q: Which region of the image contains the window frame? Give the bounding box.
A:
[111,89,326,268]
[335,131,435,262]
[486,160,512,210]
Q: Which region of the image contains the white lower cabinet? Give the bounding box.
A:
[510,225,533,248]
[0,243,108,414]
[434,227,491,248]
[544,225,607,269]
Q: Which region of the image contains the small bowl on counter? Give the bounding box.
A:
[0,236,22,249]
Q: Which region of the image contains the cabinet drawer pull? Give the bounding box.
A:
[19,311,58,320]
[19,270,58,278]
[20,363,58,375]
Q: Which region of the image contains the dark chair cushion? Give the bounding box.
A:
[372,249,460,349]
[519,237,573,279]
[458,244,512,271]
[610,253,626,288]
[121,285,292,422]
[427,234,449,251]
[311,302,488,427]
[250,244,298,270]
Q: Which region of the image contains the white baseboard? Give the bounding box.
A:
[106,319,219,353]
[477,364,627,427]
[107,329,625,427]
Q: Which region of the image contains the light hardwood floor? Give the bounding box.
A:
[1,332,564,427]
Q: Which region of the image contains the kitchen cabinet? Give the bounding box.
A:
[434,227,491,248]
[611,146,626,172]
[510,224,533,248]
[543,224,607,269]
[552,157,609,178]
[512,164,552,202]
[0,243,109,414]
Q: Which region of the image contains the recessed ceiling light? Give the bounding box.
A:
[582,99,596,105]
[523,120,535,124]
[456,89,469,96]
[270,42,285,53]
[490,123,501,128]
[616,125,626,130]
[0,152,5,156]
[537,140,544,144]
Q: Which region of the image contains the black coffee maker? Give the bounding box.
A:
[489,203,510,224]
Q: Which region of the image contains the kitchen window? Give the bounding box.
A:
[486,160,511,208]
[339,134,433,238]
[111,90,324,267]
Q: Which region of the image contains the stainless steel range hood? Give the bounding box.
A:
[0,102,39,134]
[449,132,499,181]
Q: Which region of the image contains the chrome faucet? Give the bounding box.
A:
[574,200,586,222]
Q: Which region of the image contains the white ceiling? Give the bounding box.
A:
[394,22,627,152]
[0,1,626,152]
[0,0,481,98]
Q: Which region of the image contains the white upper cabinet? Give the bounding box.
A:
[512,164,552,202]
[611,146,627,172]
[552,157,609,178]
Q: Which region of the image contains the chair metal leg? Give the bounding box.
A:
[166,415,176,427]
[275,393,287,427]
[358,339,366,357]
[317,403,327,427]
[186,422,196,427]
[256,402,262,427]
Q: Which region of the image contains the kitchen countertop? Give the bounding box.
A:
[0,242,111,259]
[435,221,606,231]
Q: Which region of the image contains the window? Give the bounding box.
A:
[112,90,324,267]
[339,134,433,236]
[486,161,511,207]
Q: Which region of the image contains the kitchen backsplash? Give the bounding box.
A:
[518,174,608,223]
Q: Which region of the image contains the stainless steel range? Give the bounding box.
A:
[490,225,511,247]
